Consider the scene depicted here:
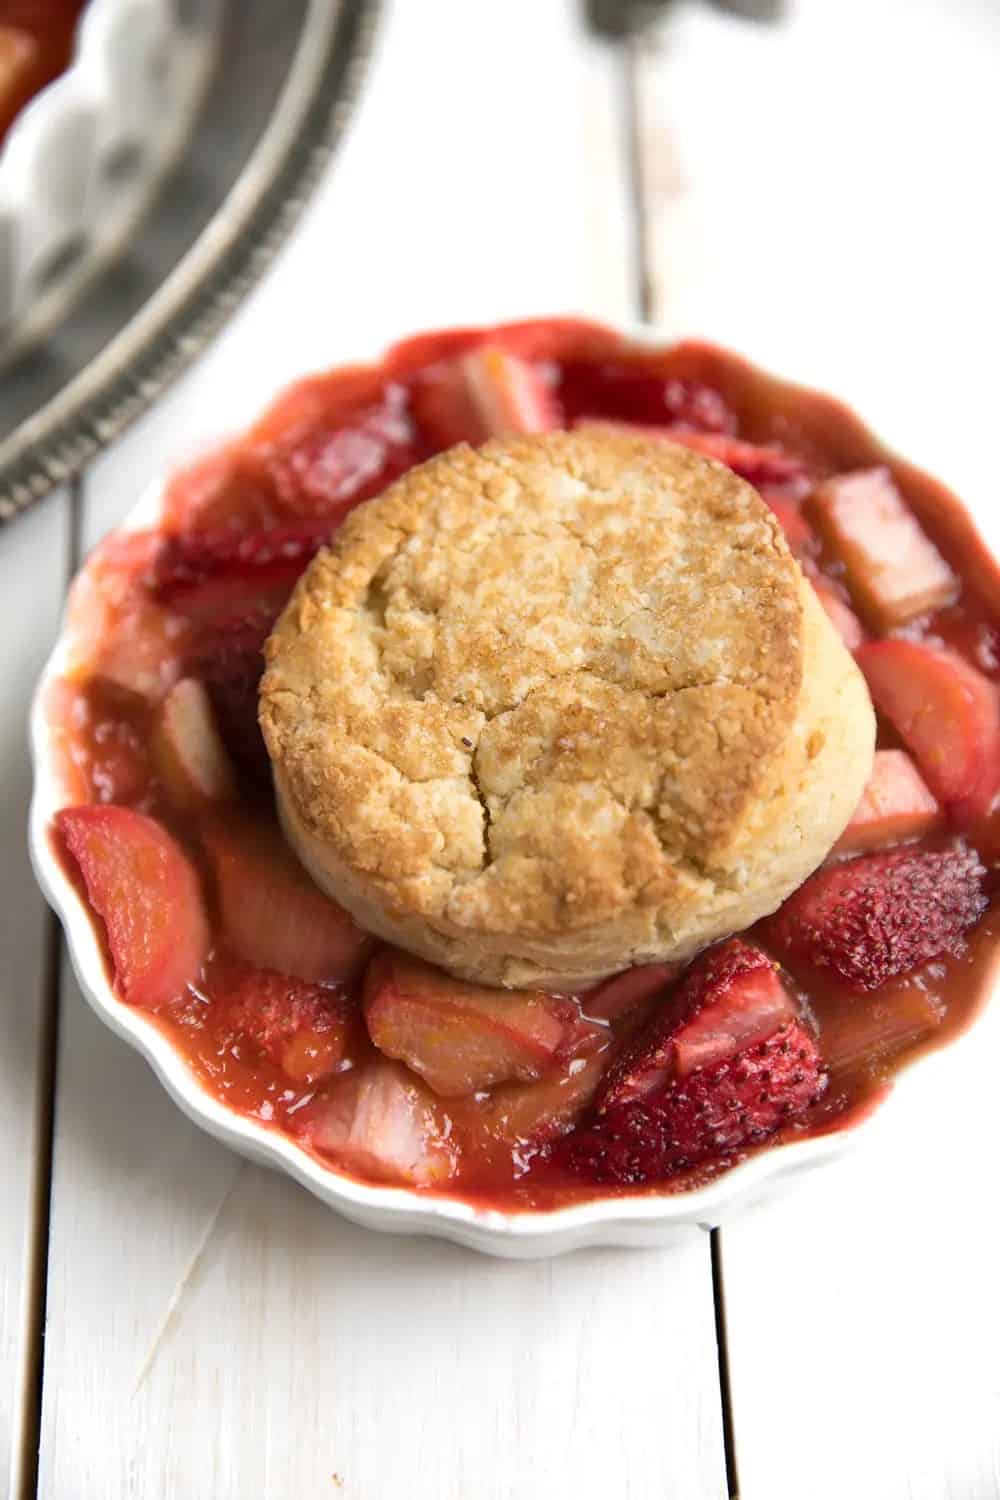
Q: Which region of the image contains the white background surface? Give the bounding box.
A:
[4,0,1000,1495]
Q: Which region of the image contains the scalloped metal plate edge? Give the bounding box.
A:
[0,0,381,525]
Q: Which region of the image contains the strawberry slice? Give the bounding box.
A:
[203,815,372,984]
[573,419,810,494]
[151,678,236,808]
[581,962,679,1023]
[162,448,283,533]
[659,430,810,492]
[855,639,1000,818]
[808,468,957,629]
[152,522,330,626]
[834,749,941,855]
[557,362,736,432]
[212,960,358,1084]
[262,384,421,516]
[561,941,823,1183]
[363,951,581,1098]
[299,1057,458,1186]
[810,577,865,650]
[186,609,275,788]
[410,347,559,450]
[765,845,988,991]
[57,805,209,1007]
[561,1022,824,1184]
[595,940,800,1113]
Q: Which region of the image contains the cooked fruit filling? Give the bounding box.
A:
[50,318,1000,1210]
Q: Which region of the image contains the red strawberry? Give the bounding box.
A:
[561,1022,824,1184]
[152,521,330,624]
[659,430,810,492]
[856,639,1000,820]
[58,805,209,1007]
[363,950,583,1098]
[263,385,421,516]
[595,939,799,1112]
[186,610,274,787]
[213,960,358,1084]
[162,447,282,532]
[410,348,559,451]
[572,419,810,496]
[558,940,823,1184]
[557,362,736,433]
[203,814,373,984]
[834,749,941,856]
[765,845,988,991]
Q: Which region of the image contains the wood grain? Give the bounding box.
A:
[631,2,1000,1496]
[0,492,69,1499]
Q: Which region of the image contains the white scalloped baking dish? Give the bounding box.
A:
[27,321,1000,1257]
[0,0,214,349]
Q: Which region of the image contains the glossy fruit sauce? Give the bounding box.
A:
[0,2,89,144]
[48,318,1000,1211]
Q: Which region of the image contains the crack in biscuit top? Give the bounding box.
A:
[260,432,804,938]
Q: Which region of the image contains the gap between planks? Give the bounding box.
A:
[12,479,80,1500]
[623,25,739,1498]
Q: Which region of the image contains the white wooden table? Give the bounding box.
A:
[5,2,1000,1495]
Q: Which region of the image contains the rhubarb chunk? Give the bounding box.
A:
[459,1050,610,1159]
[152,678,235,808]
[581,962,679,1023]
[364,951,578,1098]
[819,982,945,1075]
[215,961,357,1084]
[808,468,957,629]
[203,816,372,983]
[67,532,185,703]
[765,845,987,991]
[411,347,559,450]
[58,805,209,1007]
[856,640,1000,819]
[834,750,941,855]
[302,1058,458,1186]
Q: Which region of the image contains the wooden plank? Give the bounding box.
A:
[37,2,728,1497]
[41,995,723,1498]
[0,491,70,1498]
[631,2,1000,1495]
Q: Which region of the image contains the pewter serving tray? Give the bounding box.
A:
[0,0,380,523]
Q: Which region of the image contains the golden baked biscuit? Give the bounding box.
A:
[260,432,875,989]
